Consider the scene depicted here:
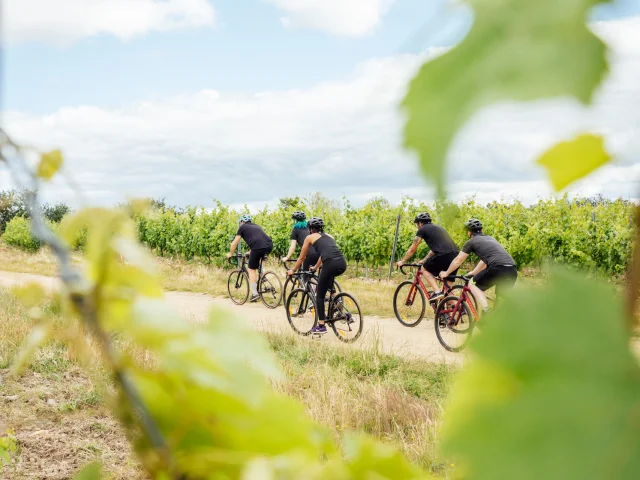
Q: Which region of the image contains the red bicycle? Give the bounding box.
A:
[393,264,476,327]
[433,275,482,352]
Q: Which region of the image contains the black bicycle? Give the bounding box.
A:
[227,253,282,308]
[281,259,342,305]
[285,270,363,343]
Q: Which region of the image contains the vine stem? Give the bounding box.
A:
[626,203,640,331]
[0,129,177,477]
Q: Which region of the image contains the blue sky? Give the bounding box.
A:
[2,0,640,208]
[6,0,639,113]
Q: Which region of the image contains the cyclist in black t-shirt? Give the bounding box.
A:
[396,212,459,302]
[439,218,517,313]
[226,214,273,302]
[281,211,319,280]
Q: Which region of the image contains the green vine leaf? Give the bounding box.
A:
[37,149,63,180]
[441,270,640,479]
[537,133,611,191]
[402,0,610,197]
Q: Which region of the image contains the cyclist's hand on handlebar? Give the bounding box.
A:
[438,271,448,279]
[286,269,294,277]
[310,264,318,271]
[226,252,233,259]
[395,260,405,268]
[281,256,289,262]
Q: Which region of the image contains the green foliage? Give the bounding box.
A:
[0,431,17,471]
[2,216,42,251]
[537,134,612,191]
[442,271,640,479]
[402,0,610,197]
[134,194,633,275]
[0,189,30,233]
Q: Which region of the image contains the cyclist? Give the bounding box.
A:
[439,218,517,313]
[227,214,273,302]
[281,211,319,283]
[396,212,459,302]
[287,217,346,335]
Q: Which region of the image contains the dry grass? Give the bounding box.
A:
[0,287,455,478]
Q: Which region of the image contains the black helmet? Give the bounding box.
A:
[291,211,306,221]
[307,217,324,230]
[465,218,483,232]
[414,212,432,224]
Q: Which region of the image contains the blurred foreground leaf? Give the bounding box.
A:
[402,0,610,197]
[37,150,63,180]
[442,270,640,479]
[73,462,102,480]
[537,133,611,191]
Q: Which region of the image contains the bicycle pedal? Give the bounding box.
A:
[311,332,326,339]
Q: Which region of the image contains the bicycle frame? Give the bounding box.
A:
[438,278,481,324]
[230,254,264,288]
[400,264,457,310]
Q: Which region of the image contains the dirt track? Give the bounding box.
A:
[0,270,464,365]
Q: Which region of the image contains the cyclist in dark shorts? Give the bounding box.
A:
[396,212,459,302]
[281,211,319,283]
[439,218,517,313]
[226,214,273,302]
[287,217,346,335]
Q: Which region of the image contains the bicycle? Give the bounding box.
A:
[433,275,483,352]
[392,263,477,327]
[281,259,342,304]
[227,253,282,308]
[284,270,363,343]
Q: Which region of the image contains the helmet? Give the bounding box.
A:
[414,212,432,224]
[307,217,324,230]
[291,211,306,221]
[464,218,483,232]
[239,214,253,224]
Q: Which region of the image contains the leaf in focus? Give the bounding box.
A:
[10,324,52,376]
[402,0,610,197]
[72,462,102,480]
[37,149,63,180]
[442,270,640,480]
[536,133,611,191]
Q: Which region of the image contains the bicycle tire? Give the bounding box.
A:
[285,288,318,336]
[259,271,282,309]
[329,292,363,343]
[393,280,426,327]
[434,295,474,352]
[227,270,250,305]
[282,276,298,306]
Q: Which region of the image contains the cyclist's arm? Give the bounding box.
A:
[292,237,312,272]
[440,251,468,277]
[420,250,434,264]
[228,235,242,256]
[399,236,421,264]
[313,257,323,270]
[468,261,486,276]
[283,240,297,261]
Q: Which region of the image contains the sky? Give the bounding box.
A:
[1,0,640,210]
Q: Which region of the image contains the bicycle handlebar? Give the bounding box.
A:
[399,263,422,275]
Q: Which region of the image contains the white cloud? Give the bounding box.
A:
[1,18,639,209]
[2,0,216,46]
[265,0,395,37]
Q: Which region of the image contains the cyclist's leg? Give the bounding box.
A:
[248,248,267,298]
[470,269,491,311]
[316,266,333,325]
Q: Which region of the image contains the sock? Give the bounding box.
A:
[250,282,258,296]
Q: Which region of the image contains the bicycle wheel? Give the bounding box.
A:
[285,288,318,335]
[393,281,426,327]
[259,271,282,309]
[449,285,478,313]
[283,276,298,305]
[228,270,249,305]
[329,292,363,343]
[434,295,474,352]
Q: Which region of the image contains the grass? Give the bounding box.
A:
[0,286,456,478]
